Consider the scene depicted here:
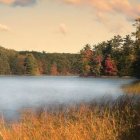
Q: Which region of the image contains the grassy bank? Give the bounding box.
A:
[0,96,139,140]
[123,80,140,94]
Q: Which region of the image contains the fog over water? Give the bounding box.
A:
[0,76,134,120]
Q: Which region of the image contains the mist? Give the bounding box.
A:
[0,76,134,120]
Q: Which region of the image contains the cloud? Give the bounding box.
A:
[59,23,68,35]
[61,0,81,4]
[0,0,139,34]
[60,0,140,33]
[13,0,37,6]
[0,0,15,4]
[0,0,37,6]
[110,0,140,20]
[1,0,140,19]
[0,24,10,32]
[61,0,140,20]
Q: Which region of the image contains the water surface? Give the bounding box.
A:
[0,76,134,119]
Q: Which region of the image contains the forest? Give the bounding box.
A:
[0,18,140,78]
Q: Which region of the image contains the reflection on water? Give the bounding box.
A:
[0,76,134,120]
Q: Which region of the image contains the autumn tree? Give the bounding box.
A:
[90,51,102,76]
[80,44,93,76]
[103,55,117,76]
[50,63,58,75]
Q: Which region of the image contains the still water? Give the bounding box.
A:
[0,76,134,119]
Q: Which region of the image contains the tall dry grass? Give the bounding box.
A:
[0,96,139,140]
[123,80,140,94]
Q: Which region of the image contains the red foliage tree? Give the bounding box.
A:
[104,55,117,76]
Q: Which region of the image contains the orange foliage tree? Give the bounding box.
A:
[50,63,58,75]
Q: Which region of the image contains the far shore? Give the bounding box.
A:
[79,75,136,79]
[0,74,136,79]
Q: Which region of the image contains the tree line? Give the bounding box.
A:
[0,48,80,75]
[80,18,140,78]
[0,19,140,77]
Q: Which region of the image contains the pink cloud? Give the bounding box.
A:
[0,24,10,32]
[61,0,140,20]
[62,0,81,4]
[110,0,140,19]
[60,0,140,33]
[0,0,14,4]
[59,23,68,35]
[1,0,140,19]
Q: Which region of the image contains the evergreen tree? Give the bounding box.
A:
[0,53,10,74]
[133,18,140,78]
[24,54,39,75]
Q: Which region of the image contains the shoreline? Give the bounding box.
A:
[122,80,140,94]
[80,75,136,79]
[0,74,136,79]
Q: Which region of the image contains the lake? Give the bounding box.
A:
[0,76,134,120]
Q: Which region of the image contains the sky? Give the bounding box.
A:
[0,0,139,53]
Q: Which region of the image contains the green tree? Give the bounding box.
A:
[0,53,10,74]
[24,54,39,75]
[133,18,140,78]
[11,55,26,75]
[116,35,135,76]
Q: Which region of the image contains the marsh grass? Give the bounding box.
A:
[123,80,140,94]
[0,95,139,140]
